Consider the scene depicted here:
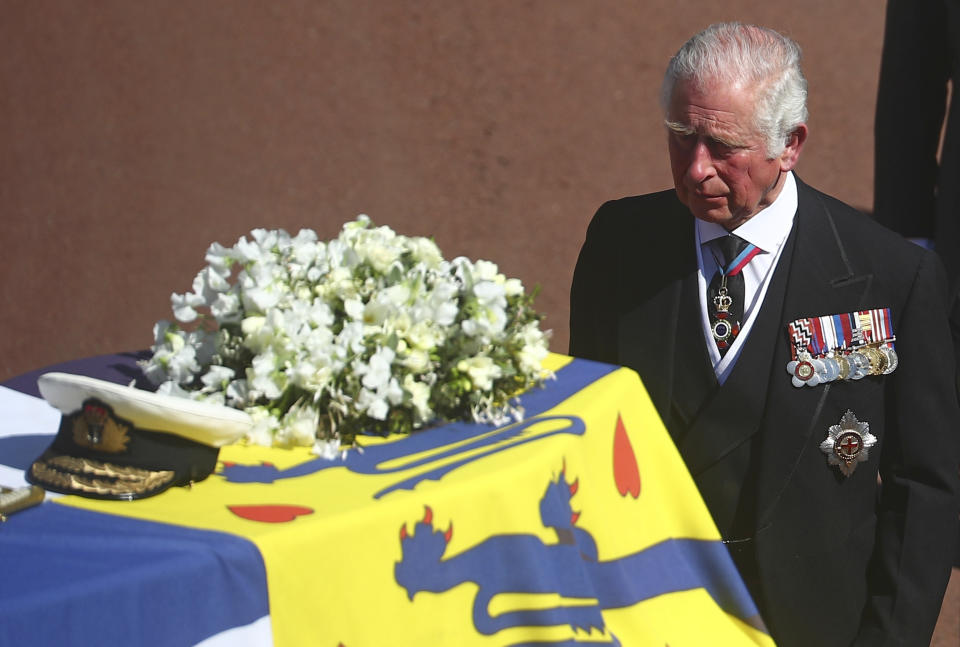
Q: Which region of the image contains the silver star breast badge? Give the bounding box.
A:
[820,410,877,477]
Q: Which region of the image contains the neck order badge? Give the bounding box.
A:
[708,235,761,354]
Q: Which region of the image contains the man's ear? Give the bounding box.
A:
[779,124,808,171]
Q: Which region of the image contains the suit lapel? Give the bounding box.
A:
[754,180,875,525]
[668,270,720,445]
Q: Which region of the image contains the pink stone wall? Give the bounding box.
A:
[0,1,884,379]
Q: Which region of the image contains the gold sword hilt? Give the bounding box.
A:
[0,485,45,522]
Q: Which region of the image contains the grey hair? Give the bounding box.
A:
[660,22,808,158]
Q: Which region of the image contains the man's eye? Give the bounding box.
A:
[707,139,739,156]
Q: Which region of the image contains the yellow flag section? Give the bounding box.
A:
[56,354,775,647]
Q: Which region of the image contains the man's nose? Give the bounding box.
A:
[685,140,716,184]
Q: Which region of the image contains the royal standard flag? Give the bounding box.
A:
[2,353,774,646]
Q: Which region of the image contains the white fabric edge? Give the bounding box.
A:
[0,385,66,493]
[194,614,273,647]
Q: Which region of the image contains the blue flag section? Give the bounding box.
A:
[0,503,268,646]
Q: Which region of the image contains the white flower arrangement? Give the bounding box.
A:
[141,216,552,455]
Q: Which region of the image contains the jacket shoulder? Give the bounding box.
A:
[798,180,928,265]
[588,189,689,240]
[797,179,949,305]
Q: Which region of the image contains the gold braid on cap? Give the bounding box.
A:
[31,456,174,496]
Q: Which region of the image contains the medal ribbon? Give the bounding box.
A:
[809,316,826,356]
[723,243,761,277]
[857,312,873,343]
[834,313,852,348]
[790,308,897,362]
[831,314,845,350]
[787,317,818,360]
[865,307,894,346]
[820,315,838,354]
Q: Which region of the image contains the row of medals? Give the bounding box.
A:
[712,276,899,384]
[788,342,898,387]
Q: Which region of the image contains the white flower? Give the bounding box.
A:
[234,234,268,265]
[474,281,506,309]
[402,348,431,373]
[249,351,284,400]
[427,279,459,326]
[358,388,388,420]
[473,259,500,282]
[357,375,403,420]
[187,329,218,366]
[225,379,250,407]
[403,374,433,421]
[362,299,392,326]
[360,347,395,390]
[241,315,278,354]
[250,228,284,251]
[243,280,284,313]
[517,322,550,373]
[458,355,502,391]
[288,358,333,392]
[451,256,475,288]
[406,321,444,350]
[199,265,230,294]
[171,291,206,323]
[461,304,507,338]
[344,298,365,321]
[246,407,279,446]
[156,341,200,385]
[204,242,235,274]
[278,405,319,446]
[312,437,342,459]
[155,380,192,398]
[211,291,241,321]
[290,229,321,263]
[407,237,444,268]
[306,301,334,328]
[200,365,235,393]
[334,321,365,357]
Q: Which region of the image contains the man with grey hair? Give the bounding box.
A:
[570,22,959,646]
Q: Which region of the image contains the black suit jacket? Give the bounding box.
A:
[874,0,960,287]
[570,179,960,646]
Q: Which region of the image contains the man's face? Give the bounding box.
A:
[666,79,802,230]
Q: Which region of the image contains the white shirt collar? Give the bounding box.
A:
[697,171,798,253]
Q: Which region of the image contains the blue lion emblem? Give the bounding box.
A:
[394,468,766,645]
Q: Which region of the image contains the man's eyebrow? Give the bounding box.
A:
[663,120,746,148]
[664,120,695,135]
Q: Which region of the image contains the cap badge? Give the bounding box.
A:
[820,410,877,477]
[71,399,131,453]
